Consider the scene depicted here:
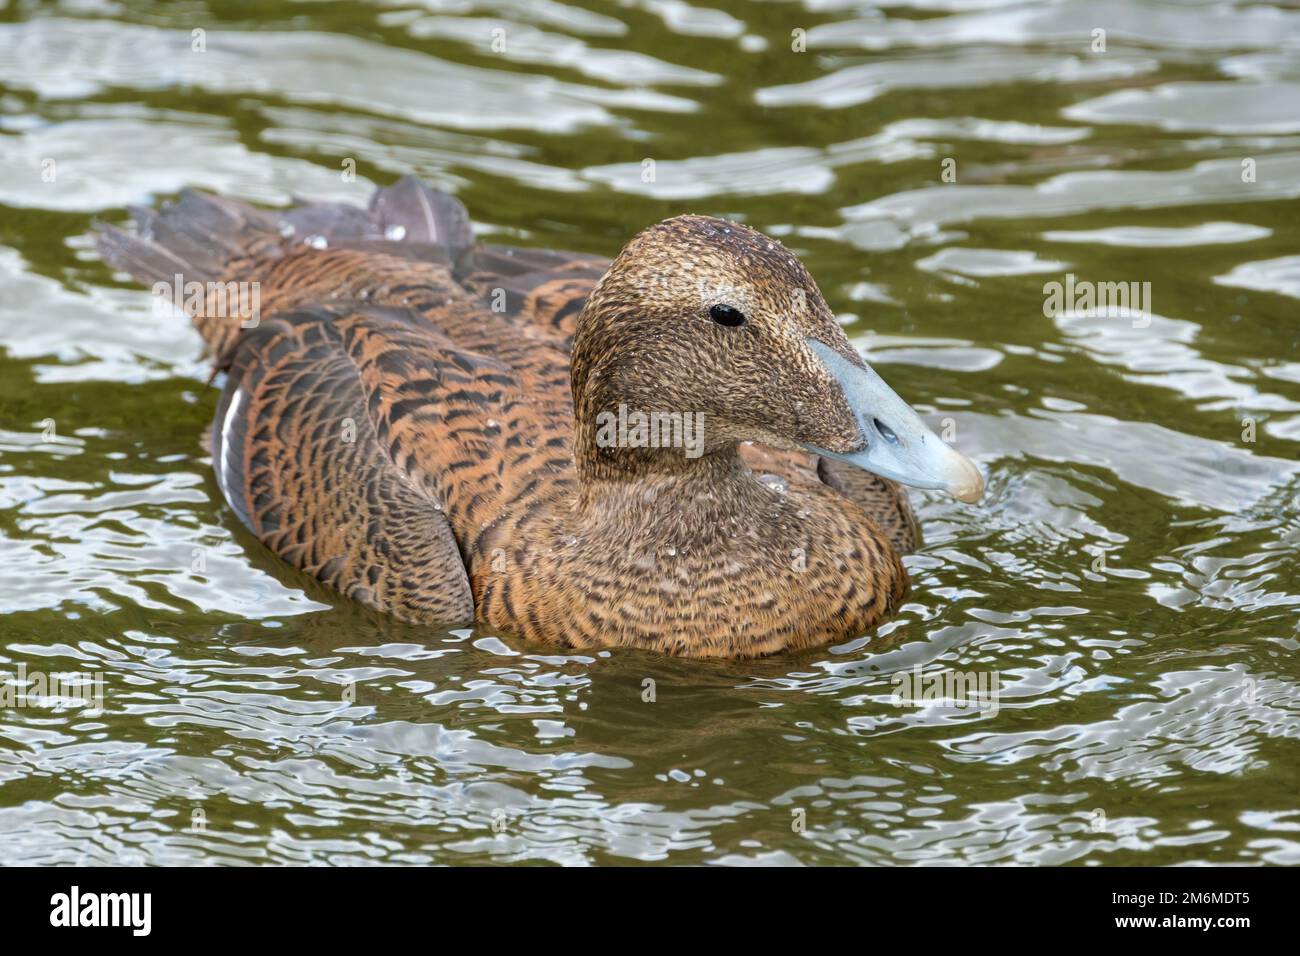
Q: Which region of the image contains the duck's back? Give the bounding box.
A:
[99,178,597,621]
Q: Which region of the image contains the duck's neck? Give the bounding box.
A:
[571,376,766,532]
[572,404,728,483]
[573,443,772,552]
[571,328,715,479]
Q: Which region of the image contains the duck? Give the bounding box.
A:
[97,176,982,658]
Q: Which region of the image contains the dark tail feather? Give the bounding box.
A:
[97,177,475,286]
[95,189,279,287]
[95,178,476,357]
[275,177,473,261]
[95,221,196,288]
[370,175,473,262]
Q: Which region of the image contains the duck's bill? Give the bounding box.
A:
[802,339,984,503]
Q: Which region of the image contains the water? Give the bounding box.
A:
[1,0,1298,865]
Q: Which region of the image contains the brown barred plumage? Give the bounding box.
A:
[97,177,921,658]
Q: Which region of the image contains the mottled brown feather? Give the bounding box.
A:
[98,177,921,657]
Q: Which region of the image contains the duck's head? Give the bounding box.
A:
[571,214,983,503]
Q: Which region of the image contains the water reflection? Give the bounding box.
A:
[0,0,1297,865]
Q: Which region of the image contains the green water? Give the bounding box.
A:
[1,0,1298,865]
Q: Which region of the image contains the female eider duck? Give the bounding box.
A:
[98,177,982,658]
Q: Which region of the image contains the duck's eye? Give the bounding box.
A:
[709,304,746,327]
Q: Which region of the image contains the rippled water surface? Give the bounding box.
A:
[1,0,1298,865]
